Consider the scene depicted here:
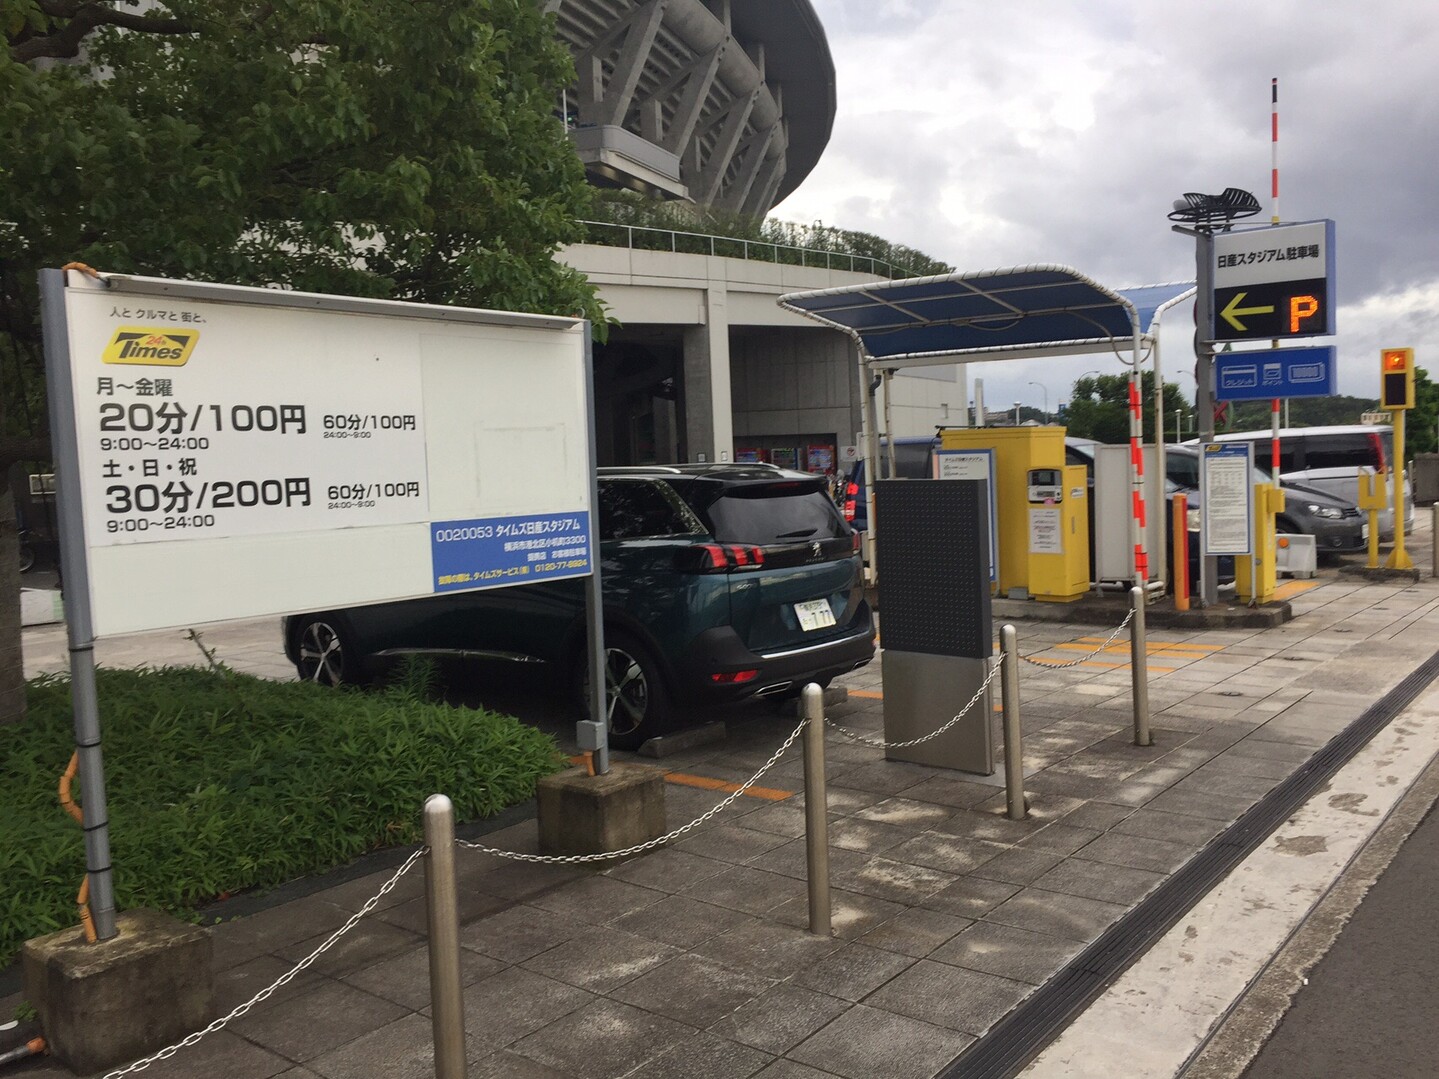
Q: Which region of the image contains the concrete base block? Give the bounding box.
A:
[22,908,215,1074]
[638,721,727,758]
[1338,563,1423,583]
[20,588,64,627]
[537,763,666,858]
[1275,534,1318,578]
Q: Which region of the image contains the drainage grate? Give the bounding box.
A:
[943,648,1439,1079]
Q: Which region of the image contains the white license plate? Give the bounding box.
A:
[794,598,836,632]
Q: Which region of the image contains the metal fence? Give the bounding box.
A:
[97,600,1152,1079]
[578,220,926,280]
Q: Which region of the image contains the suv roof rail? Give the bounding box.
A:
[599,465,685,475]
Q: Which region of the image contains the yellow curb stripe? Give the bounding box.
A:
[1272,579,1323,601]
[1079,660,1177,673]
[663,772,793,801]
[1052,643,1202,660]
[1077,638,1225,652]
[848,688,884,699]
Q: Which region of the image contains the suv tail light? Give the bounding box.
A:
[675,544,767,574]
[843,481,858,522]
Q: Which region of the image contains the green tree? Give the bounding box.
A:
[1408,367,1439,457]
[1065,373,1190,444]
[1,0,605,724]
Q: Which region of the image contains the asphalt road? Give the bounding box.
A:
[1241,797,1439,1078]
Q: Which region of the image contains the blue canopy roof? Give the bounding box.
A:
[778,266,1194,364]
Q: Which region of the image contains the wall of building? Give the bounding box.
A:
[562,242,964,467]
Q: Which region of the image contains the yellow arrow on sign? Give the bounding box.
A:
[1220,292,1275,332]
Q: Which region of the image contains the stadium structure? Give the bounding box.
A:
[547,0,833,214]
[547,0,964,468]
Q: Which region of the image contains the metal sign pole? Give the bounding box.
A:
[1194,230,1219,607]
[577,326,609,774]
[40,268,118,941]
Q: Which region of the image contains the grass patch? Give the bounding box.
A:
[0,661,566,965]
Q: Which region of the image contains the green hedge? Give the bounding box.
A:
[584,190,953,279]
[0,664,566,964]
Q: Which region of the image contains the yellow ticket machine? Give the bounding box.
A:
[1026,465,1090,602]
[938,426,1088,600]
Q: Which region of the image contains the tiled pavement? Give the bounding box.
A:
[9,529,1439,1078]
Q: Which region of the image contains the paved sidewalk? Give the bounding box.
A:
[7,531,1439,1078]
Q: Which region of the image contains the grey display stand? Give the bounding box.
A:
[876,479,994,774]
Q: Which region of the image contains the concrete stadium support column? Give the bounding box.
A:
[682,285,734,463]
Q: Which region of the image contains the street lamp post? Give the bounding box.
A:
[1027,382,1049,423]
[1169,187,1261,607]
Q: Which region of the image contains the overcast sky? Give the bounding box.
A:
[771,0,1439,415]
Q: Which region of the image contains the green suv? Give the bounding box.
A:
[283,464,875,748]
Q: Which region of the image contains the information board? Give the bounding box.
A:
[48,271,593,636]
[934,448,997,582]
[1200,442,1253,557]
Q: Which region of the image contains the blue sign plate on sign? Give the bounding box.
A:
[430,511,591,593]
[1214,345,1338,402]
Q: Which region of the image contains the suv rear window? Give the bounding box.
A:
[705,486,849,544]
[598,479,702,540]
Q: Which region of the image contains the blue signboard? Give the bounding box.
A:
[1214,346,1338,402]
[430,511,592,593]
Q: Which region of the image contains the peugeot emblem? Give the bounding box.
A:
[811,541,822,559]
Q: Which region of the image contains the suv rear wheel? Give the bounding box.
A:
[576,630,672,750]
[292,614,368,687]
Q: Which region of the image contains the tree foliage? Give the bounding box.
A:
[2,0,603,443]
[1064,372,1192,444]
[586,189,954,279]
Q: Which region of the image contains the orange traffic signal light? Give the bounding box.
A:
[1380,348,1414,409]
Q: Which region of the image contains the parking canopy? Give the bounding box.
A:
[777,265,1194,365]
[777,266,1196,591]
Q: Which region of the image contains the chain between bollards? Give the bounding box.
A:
[1000,626,1026,821]
[1130,585,1152,747]
[423,795,467,1079]
[800,683,831,937]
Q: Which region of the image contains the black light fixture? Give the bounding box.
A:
[1166,188,1261,229]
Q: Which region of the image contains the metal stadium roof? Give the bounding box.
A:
[778,267,1194,365]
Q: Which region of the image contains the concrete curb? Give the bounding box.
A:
[1178,743,1439,1079]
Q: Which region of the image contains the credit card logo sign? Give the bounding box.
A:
[102,327,199,366]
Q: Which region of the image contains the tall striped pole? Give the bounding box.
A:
[1129,358,1148,589]
[1270,77,1282,472]
[1271,77,1280,226]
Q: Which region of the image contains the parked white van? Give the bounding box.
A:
[1204,425,1413,540]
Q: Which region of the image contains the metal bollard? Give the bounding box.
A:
[423,795,467,1079]
[1000,625,1026,820]
[1130,586,1152,747]
[801,683,832,936]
